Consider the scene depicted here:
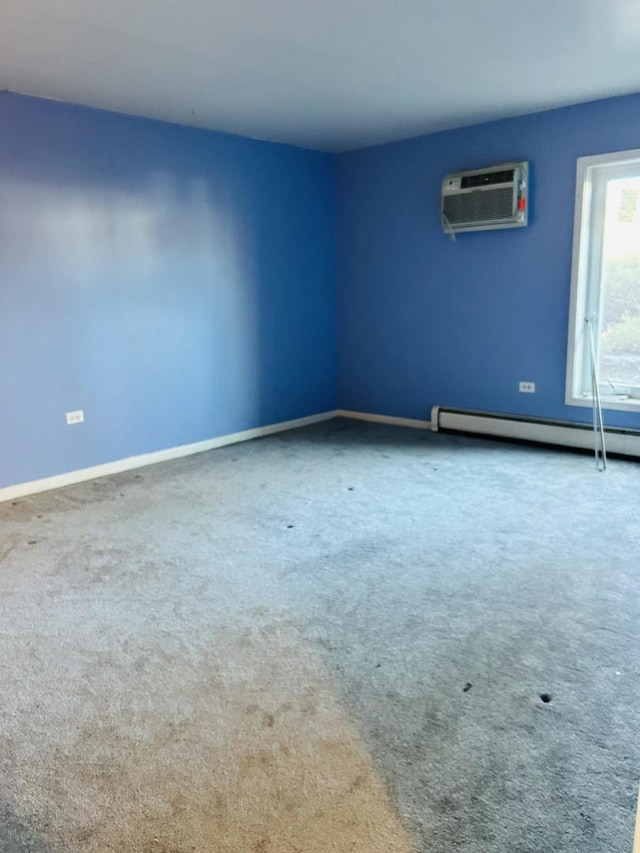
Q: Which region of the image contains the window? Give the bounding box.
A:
[566,149,640,412]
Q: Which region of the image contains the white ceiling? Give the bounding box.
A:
[2,0,640,152]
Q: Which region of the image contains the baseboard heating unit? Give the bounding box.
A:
[431,406,640,459]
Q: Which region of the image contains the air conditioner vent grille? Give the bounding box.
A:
[443,186,514,225]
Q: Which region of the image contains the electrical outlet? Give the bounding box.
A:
[66,410,85,425]
[519,381,536,394]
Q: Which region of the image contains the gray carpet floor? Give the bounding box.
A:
[0,418,638,852]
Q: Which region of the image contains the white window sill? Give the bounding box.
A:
[567,394,640,414]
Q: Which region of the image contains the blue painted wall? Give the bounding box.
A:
[4,90,640,490]
[337,93,640,429]
[0,93,338,488]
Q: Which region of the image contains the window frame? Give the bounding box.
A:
[565,148,640,413]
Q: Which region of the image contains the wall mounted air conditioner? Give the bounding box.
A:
[441,162,529,233]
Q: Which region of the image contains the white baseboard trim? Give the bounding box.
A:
[0,410,338,503]
[337,409,430,430]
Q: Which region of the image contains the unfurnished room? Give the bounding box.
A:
[1,2,640,851]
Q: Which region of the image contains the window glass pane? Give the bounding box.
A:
[598,175,640,391]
